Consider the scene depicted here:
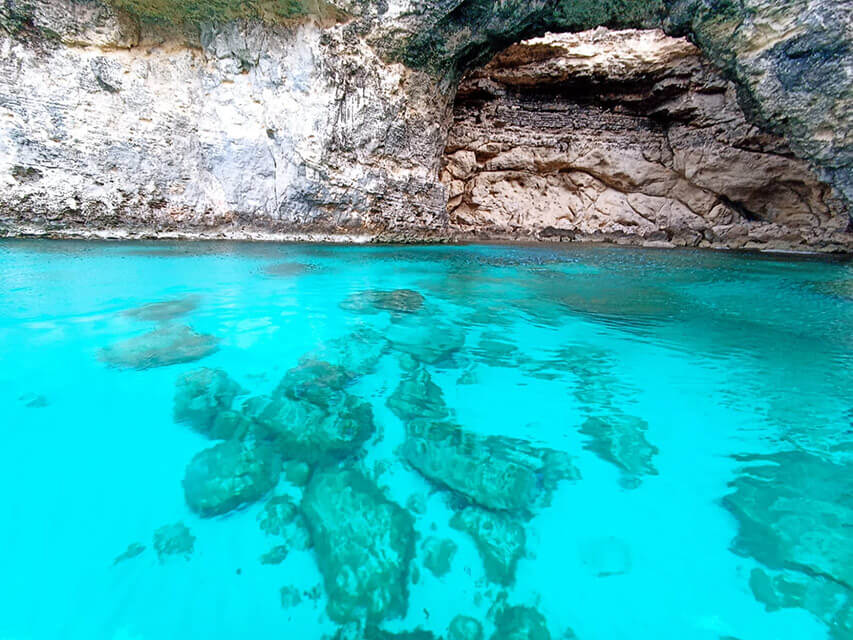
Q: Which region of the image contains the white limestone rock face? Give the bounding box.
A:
[0,0,849,250]
[0,1,451,240]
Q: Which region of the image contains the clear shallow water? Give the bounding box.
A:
[0,240,851,640]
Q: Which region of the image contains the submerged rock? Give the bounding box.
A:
[19,392,49,408]
[725,451,853,638]
[282,460,312,486]
[449,615,484,640]
[301,468,415,624]
[341,289,426,315]
[280,585,303,608]
[122,295,201,322]
[491,606,551,640]
[113,542,145,565]
[153,522,195,561]
[99,325,219,370]
[173,368,245,439]
[246,390,375,464]
[278,359,355,408]
[387,366,451,423]
[450,506,526,586]
[260,545,289,565]
[422,537,458,578]
[401,420,579,513]
[306,327,390,376]
[257,495,312,549]
[749,567,852,638]
[263,262,313,277]
[580,414,658,488]
[183,440,281,517]
[386,318,466,364]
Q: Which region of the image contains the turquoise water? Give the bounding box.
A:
[1,240,851,640]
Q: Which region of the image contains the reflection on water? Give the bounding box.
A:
[0,240,851,640]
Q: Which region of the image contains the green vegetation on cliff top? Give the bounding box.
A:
[104,0,339,24]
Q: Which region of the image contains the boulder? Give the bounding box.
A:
[99,325,218,369]
[302,468,415,624]
[183,440,281,517]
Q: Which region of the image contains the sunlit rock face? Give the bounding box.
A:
[444,28,851,251]
[0,0,452,240]
[0,0,849,248]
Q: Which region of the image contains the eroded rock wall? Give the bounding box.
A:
[0,0,850,249]
[444,29,851,251]
[0,0,452,240]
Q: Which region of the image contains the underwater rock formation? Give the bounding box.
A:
[450,506,526,586]
[386,319,467,365]
[278,358,355,408]
[749,567,852,639]
[401,420,579,513]
[153,522,195,561]
[122,295,200,322]
[245,387,375,464]
[173,367,245,439]
[387,366,451,423]
[580,415,659,489]
[257,494,311,549]
[449,615,484,640]
[725,450,853,638]
[99,325,219,369]
[183,440,281,517]
[305,327,390,376]
[340,290,426,315]
[112,542,145,565]
[301,468,415,624]
[491,605,551,640]
[0,0,849,248]
[260,545,289,565]
[421,537,458,578]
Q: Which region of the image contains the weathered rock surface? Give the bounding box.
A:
[153,521,195,560]
[173,367,245,439]
[450,506,526,586]
[98,325,219,369]
[444,28,851,251]
[0,0,849,250]
[301,467,415,624]
[401,419,579,513]
[182,440,281,516]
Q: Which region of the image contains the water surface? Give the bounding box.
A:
[1,241,851,640]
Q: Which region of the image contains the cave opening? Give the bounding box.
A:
[440,27,850,252]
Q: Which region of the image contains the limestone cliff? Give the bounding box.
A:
[444,29,850,251]
[0,0,849,250]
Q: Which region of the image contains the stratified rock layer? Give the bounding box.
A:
[444,29,850,251]
[0,0,848,249]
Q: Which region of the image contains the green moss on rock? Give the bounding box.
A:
[103,0,340,25]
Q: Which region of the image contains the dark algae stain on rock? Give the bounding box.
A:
[301,467,415,624]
